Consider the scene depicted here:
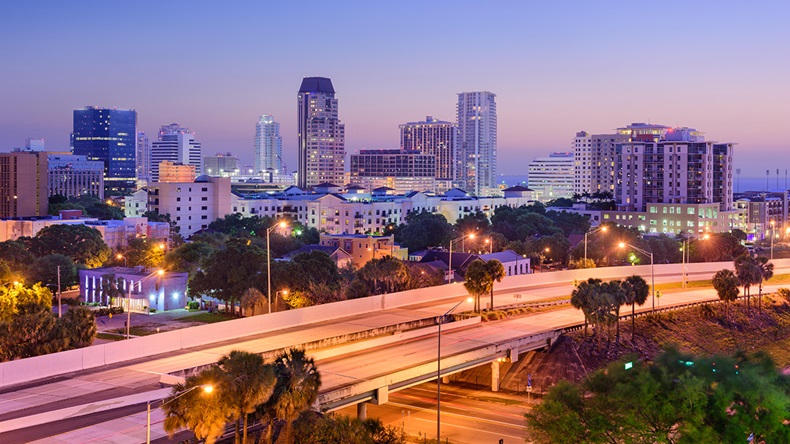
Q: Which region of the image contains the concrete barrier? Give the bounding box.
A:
[4,259,790,388]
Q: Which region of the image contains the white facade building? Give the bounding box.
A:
[254,115,283,175]
[147,176,231,237]
[457,92,497,196]
[150,124,202,182]
[527,152,574,203]
[136,131,150,183]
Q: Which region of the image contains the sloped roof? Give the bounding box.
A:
[299,77,335,94]
[503,185,533,192]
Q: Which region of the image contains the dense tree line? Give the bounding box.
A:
[163,349,405,444]
[0,282,96,361]
[526,348,790,443]
[48,194,125,220]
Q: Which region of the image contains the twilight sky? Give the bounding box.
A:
[1,0,788,178]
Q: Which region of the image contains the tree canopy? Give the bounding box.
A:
[24,224,111,268]
[526,348,790,444]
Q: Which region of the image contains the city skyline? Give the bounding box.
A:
[1,1,788,178]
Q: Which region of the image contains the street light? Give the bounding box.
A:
[117,254,127,268]
[147,384,213,444]
[267,220,288,314]
[275,289,289,313]
[583,225,608,264]
[682,233,710,287]
[618,242,655,311]
[484,238,493,254]
[448,233,475,284]
[770,220,776,260]
[127,269,165,339]
[437,297,473,442]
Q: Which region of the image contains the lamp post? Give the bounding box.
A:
[117,254,127,268]
[275,289,289,313]
[437,297,473,442]
[619,242,654,311]
[770,220,776,260]
[583,225,608,264]
[147,384,213,444]
[484,238,493,254]
[448,234,475,284]
[267,221,288,314]
[127,269,164,339]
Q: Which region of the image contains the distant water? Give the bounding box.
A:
[498,174,789,192]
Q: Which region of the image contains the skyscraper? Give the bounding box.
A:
[456,92,497,196]
[399,116,457,183]
[136,131,150,183]
[297,77,345,188]
[254,115,283,175]
[150,123,202,182]
[72,106,137,194]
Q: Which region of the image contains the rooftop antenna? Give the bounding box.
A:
[777,169,780,190]
[766,169,770,191]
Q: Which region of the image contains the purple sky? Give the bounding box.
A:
[1,1,788,178]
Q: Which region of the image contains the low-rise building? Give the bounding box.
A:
[47,154,104,200]
[78,266,188,311]
[147,175,231,237]
[602,202,737,235]
[0,216,169,247]
[319,233,407,267]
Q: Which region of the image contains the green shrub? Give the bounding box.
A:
[187,300,200,310]
[149,308,157,313]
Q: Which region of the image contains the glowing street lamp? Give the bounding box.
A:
[267,221,288,314]
[146,384,213,444]
[448,233,475,284]
[619,242,655,311]
[583,225,608,264]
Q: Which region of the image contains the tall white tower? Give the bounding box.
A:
[254,115,283,175]
[456,92,497,196]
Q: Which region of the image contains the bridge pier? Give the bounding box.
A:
[491,359,500,392]
[357,402,367,420]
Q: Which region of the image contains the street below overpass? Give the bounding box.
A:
[2,260,790,443]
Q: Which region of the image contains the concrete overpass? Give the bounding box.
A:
[2,260,789,442]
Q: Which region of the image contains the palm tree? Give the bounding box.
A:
[464,259,492,312]
[163,367,231,444]
[571,278,602,336]
[263,348,321,444]
[218,351,276,444]
[621,275,649,342]
[712,269,740,319]
[755,256,774,313]
[601,280,626,343]
[735,254,761,312]
[485,259,506,311]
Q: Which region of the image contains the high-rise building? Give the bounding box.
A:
[254,115,283,175]
[297,77,345,188]
[616,127,734,212]
[399,116,457,183]
[204,153,240,177]
[349,149,437,194]
[574,123,672,196]
[0,150,48,218]
[150,123,202,182]
[136,131,150,183]
[47,154,105,200]
[72,106,137,194]
[527,152,575,203]
[456,92,497,196]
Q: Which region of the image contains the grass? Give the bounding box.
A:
[179,312,236,323]
[655,273,790,293]
[95,333,125,341]
[111,326,157,336]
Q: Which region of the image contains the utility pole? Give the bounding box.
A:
[57,266,62,318]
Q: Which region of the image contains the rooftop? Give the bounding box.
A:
[299,77,335,94]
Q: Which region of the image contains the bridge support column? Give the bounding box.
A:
[442,375,450,384]
[491,360,500,392]
[357,402,367,420]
